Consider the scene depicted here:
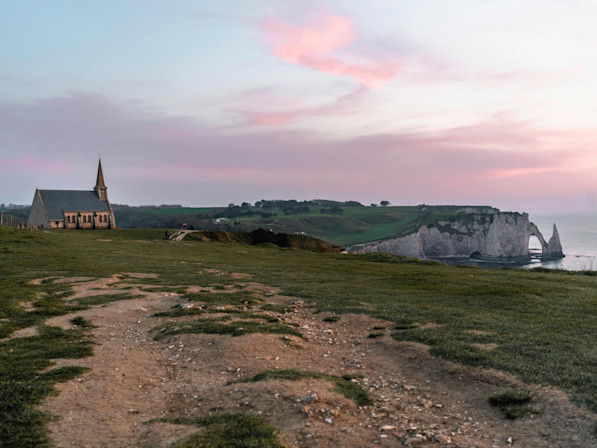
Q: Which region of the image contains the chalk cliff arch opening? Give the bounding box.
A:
[528,235,543,260]
[527,221,564,261]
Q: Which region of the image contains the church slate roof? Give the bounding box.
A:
[39,190,111,220]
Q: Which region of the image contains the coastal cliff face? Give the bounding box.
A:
[352,211,564,261]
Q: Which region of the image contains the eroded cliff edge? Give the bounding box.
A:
[351,208,564,261]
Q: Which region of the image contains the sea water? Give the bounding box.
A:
[524,212,597,271]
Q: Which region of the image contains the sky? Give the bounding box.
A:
[2,0,597,214]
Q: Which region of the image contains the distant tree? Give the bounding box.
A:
[228,203,236,208]
[380,201,391,206]
[241,202,251,209]
[370,203,378,207]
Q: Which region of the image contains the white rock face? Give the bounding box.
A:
[547,224,564,258]
[353,212,564,261]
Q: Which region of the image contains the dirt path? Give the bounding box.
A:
[38,274,596,448]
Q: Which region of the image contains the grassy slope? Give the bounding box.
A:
[195,205,487,246]
[114,204,503,247]
[1,227,596,445]
[135,207,217,216]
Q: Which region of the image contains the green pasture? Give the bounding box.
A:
[114,204,497,247]
[215,204,478,246]
[135,207,217,216]
[1,227,596,446]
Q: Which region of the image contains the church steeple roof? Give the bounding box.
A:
[94,159,108,202]
[95,159,106,190]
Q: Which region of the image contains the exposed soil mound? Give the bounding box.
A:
[187,229,343,253]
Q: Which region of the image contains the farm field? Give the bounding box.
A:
[1,227,596,447]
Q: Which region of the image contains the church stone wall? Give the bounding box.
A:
[27,191,50,229]
[28,160,116,230]
[49,220,65,229]
[64,213,78,229]
[95,213,111,229]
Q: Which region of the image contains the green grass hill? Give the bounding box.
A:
[113,201,500,247]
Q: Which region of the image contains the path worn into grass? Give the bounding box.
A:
[38,273,596,448]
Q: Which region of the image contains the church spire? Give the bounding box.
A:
[94,158,108,201]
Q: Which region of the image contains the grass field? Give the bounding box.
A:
[134,207,218,216]
[214,204,493,246]
[114,204,500,247]
[235,205,421,246]
[1,226,596,446]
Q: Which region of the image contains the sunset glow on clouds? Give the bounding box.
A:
[0,156,70,173]
[233,86,367,127]
[264,14,402,89]
[1,0,597,213]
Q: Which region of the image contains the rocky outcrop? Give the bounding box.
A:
[352,211,564,261]
[547,224,564,258]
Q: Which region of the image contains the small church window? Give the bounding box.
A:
[83,215,87,223]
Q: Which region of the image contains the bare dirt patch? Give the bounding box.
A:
[6,326,40,339]
[38,276,597,448]
[18,301,36,311]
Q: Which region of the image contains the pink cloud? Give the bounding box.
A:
[264,14,402,89]
[487,166,561,179]
[234,86,367,127]
[3,93,597,212]
[248,113,296,126]
[0,156,69,173]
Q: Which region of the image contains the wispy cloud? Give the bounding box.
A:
[232,86,368,126]
[2,93,596,211]
[264,13,402,88]
[0,156,70,173]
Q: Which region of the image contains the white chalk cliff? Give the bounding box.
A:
[352,211,564,261]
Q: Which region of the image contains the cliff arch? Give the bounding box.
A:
[351,209,564,262]
[527,222,564,260]
[528,222,547,258]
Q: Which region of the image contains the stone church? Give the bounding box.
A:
[27,160,116,229]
